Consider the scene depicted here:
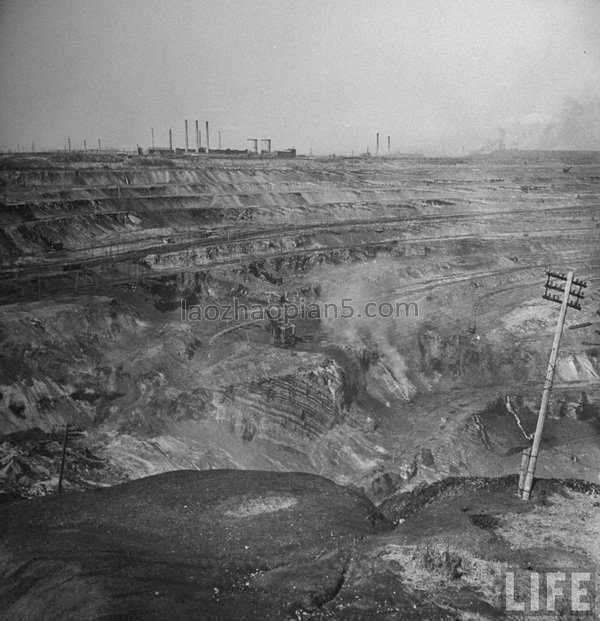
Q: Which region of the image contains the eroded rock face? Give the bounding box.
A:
[215,360,348,447]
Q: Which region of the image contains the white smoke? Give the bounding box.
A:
[318,258,418,399]
[499,97,600,151]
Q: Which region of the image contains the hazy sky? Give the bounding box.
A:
[1,0,599,155]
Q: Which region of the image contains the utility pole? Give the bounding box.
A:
[519,269,587,500]
[56,424,85,493]
[58,424,70,493]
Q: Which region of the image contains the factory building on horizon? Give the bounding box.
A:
[147,120,296,158]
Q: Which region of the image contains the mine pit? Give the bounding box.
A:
[1,150,599,619]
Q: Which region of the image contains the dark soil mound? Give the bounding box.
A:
[379,474,600,523]
[0,469,392,620]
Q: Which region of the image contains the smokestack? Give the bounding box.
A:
[205,121,210,153]
[169,129,173,152]
[184,120,189,153]
[376,133,379,155]
[195,120,199,153]
[98,139,101,152]
[84,139,87,153]
[387,136,390,152]
[218,130,222,151]
[151,127,155,149]
[68,138,71,152]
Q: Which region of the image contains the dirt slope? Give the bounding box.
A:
[1,470,598,620]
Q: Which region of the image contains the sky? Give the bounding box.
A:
[1,0,600,155]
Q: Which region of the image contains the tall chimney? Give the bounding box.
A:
[151,127,155,149]
[195,120,199,153]
[184,120,189,153]
[84,139,87,153]
[68,138,71,152]
[169,129,173,152]
[205,121,210,153]
[387,135,390,152]
[218,130,222,151]
[376,133,379,155]
[98,139,101,152]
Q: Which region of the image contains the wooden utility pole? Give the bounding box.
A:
[58,424,70,493]
[56,424,85,494]
[519,270,587,500]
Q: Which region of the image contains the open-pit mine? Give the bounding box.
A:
[1,150,599,619]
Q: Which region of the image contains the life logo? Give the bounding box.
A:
[503,567,596,617]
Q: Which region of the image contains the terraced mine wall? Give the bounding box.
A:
[1,151,599,499]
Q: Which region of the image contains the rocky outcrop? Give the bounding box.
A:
[215,360,347,449]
